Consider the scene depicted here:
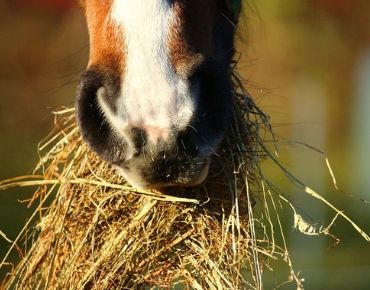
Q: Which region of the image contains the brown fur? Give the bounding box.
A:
[169,0,218,76]
[82,0,125,75]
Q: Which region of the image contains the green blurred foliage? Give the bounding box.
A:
[237,1,370,288]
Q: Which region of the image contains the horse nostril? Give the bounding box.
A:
[128,127,147,157]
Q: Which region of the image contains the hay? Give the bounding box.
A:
[1,72,369,289]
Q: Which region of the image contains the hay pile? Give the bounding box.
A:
[1,73,368,289]
[0,72,271,289]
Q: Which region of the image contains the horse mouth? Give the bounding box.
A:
[113,159,211,190]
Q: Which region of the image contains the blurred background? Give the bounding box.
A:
[0,0,369,288]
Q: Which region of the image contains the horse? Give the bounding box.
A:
[76,0,241,189]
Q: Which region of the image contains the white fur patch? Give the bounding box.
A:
[101,0,197,143]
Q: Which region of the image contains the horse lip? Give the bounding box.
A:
[178,159,210,187]
[113,159,211,190]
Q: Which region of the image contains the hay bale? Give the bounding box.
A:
[0,75,282,289]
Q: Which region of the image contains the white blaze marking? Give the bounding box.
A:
[102,0,196,143]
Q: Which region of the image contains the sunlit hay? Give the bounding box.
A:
[0,71,272,289]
